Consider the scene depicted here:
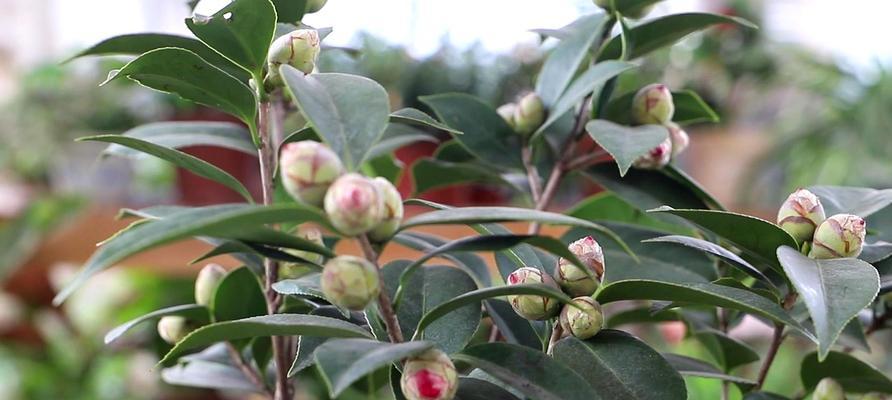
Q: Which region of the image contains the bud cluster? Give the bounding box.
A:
[775,188,867,259]
[497,92,546,137]
[629,84,690,170]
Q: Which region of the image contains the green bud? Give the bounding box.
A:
[323,173,385,236]
[593,0,657,19]
[266,29,321,84]
[632,138,672,170]
[194,263,226,306]
[776,189,826,245]
[809,214,866,259]
[280,141,345,207]
[559,297,604,339]
[513,93,546,136]
[305,0,328,13]
[400,348,459,400]
[632,83,674,125]
[666,122,689,158]
[813,377,845,400]
[320,255,380,311]
[554,236,604,297]
[497,103,517,130]
[280,226,325,279]
[507,267,561,320]
[367,177,404,242]
[862,392,888,400]
[157,316,190,344]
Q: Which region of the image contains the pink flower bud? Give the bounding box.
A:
[157,316,190,344]
[507,267,561,320]
[267,29,321,84]
[280,141,345,207]
[632,84,674,125]
[513,93,546,136]
[368,177,404,242]
[554,236,605,297]
[776,189,826,245]
[320,255,381,311]
[666,122,689,158]
[559,296,604,339]
[194,263,226,306]
[323,173,385,236]
[632,138,672,170]
[400,348,458,400]
[496,103,517,130]
[809,214,866,259]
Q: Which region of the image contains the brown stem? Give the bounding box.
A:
[565,149,609,170]
[755,292,797,390]
[522,145,542,204]
[546,323,563,355]
[226,342,273,396]
[359,235,404,343]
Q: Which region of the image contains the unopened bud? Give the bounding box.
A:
[367,177,403,242]
[776,189,826,245]
[813,377,845,400]
[666,122,689,158]
[507,267,561,320]
[280,226,326,279]
[305,0,328,13]
[809,214,866,259]
[320,256,380,311]
[280,141,345,207]
[513,93,545,136]
[324,173,385,236]
[157,316,190,344]
[497,103,517,130]
[400,348,458,400]
[194,263,226,306]
[632,83,674,125]
[559,297,604,339]
[267,29,321,84]
[632,138,672,170]
[554,236,604,297]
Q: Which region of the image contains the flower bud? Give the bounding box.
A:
[280,141,345,207]
[194,263,226,306]
[496,103,517,130]
[862,392,888,400]
[280,226,326,279]
[809,214,866,259]
[554,236,605,297]
[320,255,381,311]
[813,377,845,400]
[507,267,561,320]
[305,0,328,13]
[776,189,826,245]
[632,138,672,170]
[400,348,458,400]
[513,93,546,136]
[593,0,656,19]
[666,122,689,158]
[157,316,190,344]
[632,83,674,125]
[266,29,321,84]
[367,177,404,242]
[559,297,604,340]
[324,173,385,236]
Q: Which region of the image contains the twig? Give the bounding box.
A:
[565,149,609,170]
[522,145,543,204]
[226,342,273,396]
[359,235,404,343]
[755,292,797,390]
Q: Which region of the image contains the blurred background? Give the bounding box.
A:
[1,0,891,399]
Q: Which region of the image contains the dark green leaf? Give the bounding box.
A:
[391,232,492,287]
[161,360,260,392]
[743,392,790,400]
[391,107,463,135]
[315,339,434,397]
[801,351,892,394]
[367,124,438,160]
[606,307,680,328]
[104,304,208,345]
[456,377,521,400]
[536,13,608,108]
[186,0,277,73]
[692,328,760,371]
[860,241,892,264]
[809,186,892,218]
[212,267,266,322]
[271,0,308,23]
[567,192,686,233]
[586,120,668,176]
[411,159,518,195]
[104,122,256,157]
[644,235,775,289]
[484,300,542,350]
[662,353,757,389]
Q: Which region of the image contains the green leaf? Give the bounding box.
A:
[391,232,492,287]
[800,351,892,394]
[104,304,209,345]
[411,158,518,195]
[585,120,668,176]
[567,192,687,233]
[553,332,687,400]
[273,273,326,301]
[103,122,256,157]
[533,61,637,140]
[211,267,266,322]
[367,124,438,160]
[456,377,521,400]
[81,134,253,202]
[315,339,434,397]
[692,328,760,371]
[67,33,249,81]
[161,360,261,392]
[419,94,523,170]
[650,207,798,272]
[271,0,308,23]
[186,0,277,74]
[743,392,790,400]
[191,240,316,268]
[54,204,332,305]
[484,300,542,350]
[606,307,680,328]
[536,13,608,108]
[809,186,892,218]
[454,343,600,400]
[599,13,757,60]
[662,353,757,389]
[777,246,880,360]
[390,107,463,135]
[281,70,391,169]
[103,47,257,129]
[643,235,776,289]
[596,280,811,339]
[603,90,720,126]
[159,314,371,365]
[661,165,726,211]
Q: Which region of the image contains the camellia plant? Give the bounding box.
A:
[57,0,892,399]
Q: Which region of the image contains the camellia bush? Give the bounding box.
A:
[58,0,892,399]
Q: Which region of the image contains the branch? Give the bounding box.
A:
[755,292,797,389]
[359,235,405,343]
[226,342,272,396]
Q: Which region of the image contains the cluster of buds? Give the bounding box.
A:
[813,377,844,400]
[593,0,656,19]
[400,348,459,400]
[506,236,607,340]
[194,263,226,306]
[280,226,326,279]
[266,28,321,86]
[630,84,689,170]
[775,189,866,258]
[320,255,381,310]
[497,93,546,137]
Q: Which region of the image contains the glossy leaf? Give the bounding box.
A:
[411,158,518,195]
[211,267,266,322]
[186,0,277,73]
[315,339,434,397]
[586,120,668,176]
[662,353,757,389]
[777,246,879,360]
[606,307,681,328]
[536,13,608,108]
[104,304,208,345]
[860,241,892,264]
[692,328,760,371]
[282,69,391,169]
[801,351,892,394]
[161,360,260,392]
[391,231,492,287]
[271,0,307,22]
[567,192,686,233]
[103,122,256,157]
[484,300,542,349]
[809,186,892,218]
[366,124,438,160]
[455,377,521,400]
[644,235,775,289]
[390,107,463,135]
